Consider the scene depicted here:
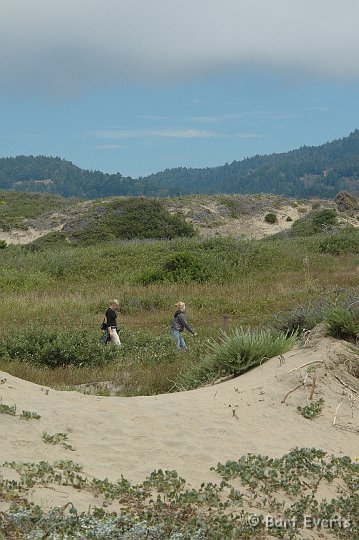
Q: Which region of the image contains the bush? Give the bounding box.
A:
[264,212,278,224]
[318,228,359,255]
[67,198,196,244]
[274,298,331,333]
[291,209,337,237]
[140,252,210,285]
[176,327,297,390]
[0,240,6,249]
[334,191,359,214]
[0,327,119,367]
[325,306,359,342]
[27,232,69,251]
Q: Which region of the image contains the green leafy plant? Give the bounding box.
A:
[42,432,75,451]
[20,410,41,421]
[0,402,16,415]
[297,398,325,420]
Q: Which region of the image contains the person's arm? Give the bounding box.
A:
[105,310,112,335]
[177,313,196,334]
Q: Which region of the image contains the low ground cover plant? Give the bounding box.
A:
[0,402,16,416]
[297,398,325,420]
[0,448,357,538]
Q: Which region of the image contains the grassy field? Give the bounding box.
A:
[1,228,359,395]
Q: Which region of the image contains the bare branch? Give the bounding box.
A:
[288,360,325,374]
[281,382,305,404]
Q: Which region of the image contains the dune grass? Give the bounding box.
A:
[176,327,297,390]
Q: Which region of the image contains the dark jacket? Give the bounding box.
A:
[105,307,117,328]
[171,310,195,334]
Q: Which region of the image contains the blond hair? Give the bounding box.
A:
[175,301,186,310]
[110,298,119,306]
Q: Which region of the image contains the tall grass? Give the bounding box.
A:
[325,306,359,342]
[1,232,359,394]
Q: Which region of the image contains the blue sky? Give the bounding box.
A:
[1,1,359,178]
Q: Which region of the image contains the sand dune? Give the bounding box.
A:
[0,330,358,512]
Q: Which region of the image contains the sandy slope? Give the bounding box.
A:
[0,332,358,512]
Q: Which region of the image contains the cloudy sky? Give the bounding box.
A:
[1,0,359,177]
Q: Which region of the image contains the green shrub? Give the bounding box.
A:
[274,298,331,333]
[0,326,119,367]
[318,228,359,255]
[264,212,277,224]
[68,198,196,244]
[140,252,210,285]
[27,232,69,251]
[290,208,337,237]
[325,306,359,342]
[0,240,6,249]
[176,327,297,389]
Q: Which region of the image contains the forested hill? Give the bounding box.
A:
[141,129,359,198]
[0,156,137,198]
[1,130,359,198]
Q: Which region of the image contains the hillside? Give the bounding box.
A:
[0,130,359,198]
[1,191,359,246]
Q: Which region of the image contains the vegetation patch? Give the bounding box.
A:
[0,191,74,231]
[20,410,41,421]
[140,251,210,285]
[297,398,325,420]
[176,327,297,390]
[0,326,119,368]
[318,227,359,255]
[290,208,338,237]
[42,432,75,451]
[0,448,357,538]
[264,212,278,224]
[64,198,196,245]
[325,306,359,342]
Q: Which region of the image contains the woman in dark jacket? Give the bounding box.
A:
[171,301,197,350]
[104,299,121,346]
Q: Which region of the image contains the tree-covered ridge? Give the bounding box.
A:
[1,129,359,198]
[0,155,137,198]
[143,129,359,197]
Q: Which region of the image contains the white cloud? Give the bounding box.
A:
[92,128,224,139]
[1,0,359,97]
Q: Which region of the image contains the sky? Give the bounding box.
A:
[0,0,359,178]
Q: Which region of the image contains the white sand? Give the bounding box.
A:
[0,333,358,511]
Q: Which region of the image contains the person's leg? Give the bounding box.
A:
[171,329,181,349]
[101,331,109,345]
[110,328,121,346]
[179,334,187,350]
